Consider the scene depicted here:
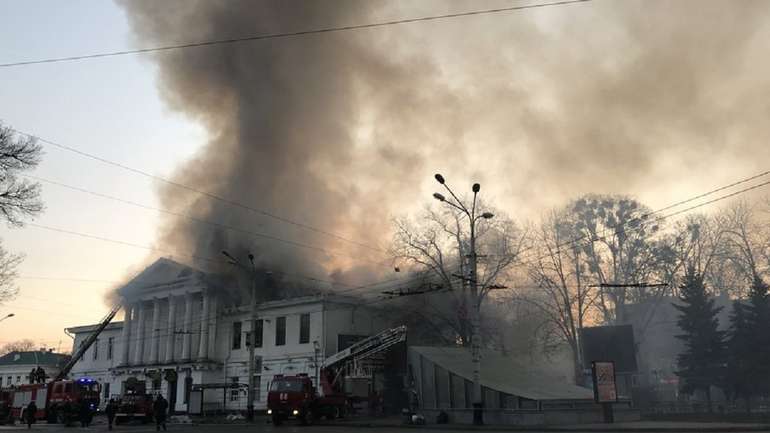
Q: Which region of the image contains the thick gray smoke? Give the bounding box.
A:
[117,0,770,290]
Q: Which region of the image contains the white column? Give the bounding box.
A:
[149,298,161,364]
[165,295,177,363]
[133,302,145,365]
[207,296,218,360]
[197,292,210,361]
[181,293,193,361]
[120,304,132,365]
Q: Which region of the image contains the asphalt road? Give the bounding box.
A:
[2,420,770,433]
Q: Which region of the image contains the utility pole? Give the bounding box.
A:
[247,263,257,422]
[468,201,482,425]
[222,251,258,422]
[432,174,494,426]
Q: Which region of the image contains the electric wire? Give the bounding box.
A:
[0,0,591,69]
[7,128,388,255]
[24,173,389,266]
[512,173,770,268]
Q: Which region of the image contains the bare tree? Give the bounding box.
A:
[391,202,525,347]
[0,339,37,356]
[0,125,43,226]
[0,241,22,305]
[667,214,731,296]
[517,210,602,384]
[0,125,43,305]
[722,200,770,284]
[566,195,666,324]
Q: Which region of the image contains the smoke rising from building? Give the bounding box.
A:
[116,0,770,291]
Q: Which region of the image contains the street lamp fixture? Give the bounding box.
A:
[430,173,493,426]
[0,313,14,323]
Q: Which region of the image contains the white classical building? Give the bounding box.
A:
[66,258,389,412]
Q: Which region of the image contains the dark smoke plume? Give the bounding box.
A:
[117,0,770,294]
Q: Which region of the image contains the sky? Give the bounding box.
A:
[1,0,770,349]
[0,0,205,348]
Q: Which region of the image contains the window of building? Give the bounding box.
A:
[275,316,286,346]
[184,377,193,404]
[78,341,85,361]
[104,382,111,399]
[0,376,3,386]
[6,376,10,385]
[299,313,310,344]
[245,320,263,348]
[229,377,239,402]
[93,339,99,360]
[254,357,262,402]
[107,337,114,360]
[232,321,242,350]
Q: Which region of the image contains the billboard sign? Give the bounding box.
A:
[591,361,618,403]
[580,325,637,373]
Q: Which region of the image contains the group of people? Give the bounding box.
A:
[27,367,46,384]
[24,394,169,431]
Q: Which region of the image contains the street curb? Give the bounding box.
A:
[330,421,770,432]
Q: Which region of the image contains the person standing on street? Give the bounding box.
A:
[105,399,117,431]
[153,395,168,432]
[25,401,37,429]
[79,401,91,428]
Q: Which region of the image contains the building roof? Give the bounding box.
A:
[0,350,69,367]
[411,346,593,401]
[65,321,124,335]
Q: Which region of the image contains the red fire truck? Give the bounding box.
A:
[267,325,406,426]
[0,304,121,425]
[10,378,101,424]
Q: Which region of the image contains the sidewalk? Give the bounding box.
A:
[333,416,770,432]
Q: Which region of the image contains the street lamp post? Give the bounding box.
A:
[433,174,493,426]
[222,251,258,422]
[0,313,14,323]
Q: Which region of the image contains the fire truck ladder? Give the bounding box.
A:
[322,325,407,372]
[56,303,122,381]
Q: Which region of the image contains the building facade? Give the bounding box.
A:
[66,258,388,412]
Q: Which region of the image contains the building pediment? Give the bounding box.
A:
[118,257,212,301]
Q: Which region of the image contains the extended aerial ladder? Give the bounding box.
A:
[56,303,122,381]
[322,325,407,385]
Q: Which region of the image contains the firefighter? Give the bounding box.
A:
[105,399,117,431]
[153,395,168,432]
[25,401,37,429]
[78,401,92,428]
[35,367,45,384]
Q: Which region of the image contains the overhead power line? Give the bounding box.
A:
[24,173,388,265]
[17,276,119,284]
[20,222,419,297]
[24,221,346,288]
[9,127,387,255]
[512,171,770,266]
[0,0,591,69]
